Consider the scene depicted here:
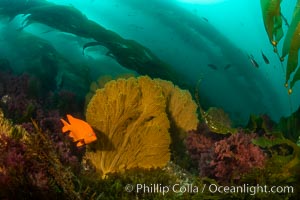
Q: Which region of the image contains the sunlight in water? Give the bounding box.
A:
[178,0,228,4]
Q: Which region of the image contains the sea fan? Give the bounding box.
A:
[85,76,171,178]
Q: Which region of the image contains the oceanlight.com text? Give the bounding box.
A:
[124,183,294,196]
[208,183,294,196]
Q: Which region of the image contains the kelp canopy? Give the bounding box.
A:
[0,0,192,91]
[260,0,300,93]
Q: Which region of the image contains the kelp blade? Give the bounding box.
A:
[283,6,300,88]
[281,0,300,59]
[260,0,283,46]
[290,66,300,92]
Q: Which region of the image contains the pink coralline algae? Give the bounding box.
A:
[186,124,266,184]
[0,133,50,191]
[0,73,36,122]
[211,133,266,183]
[185,131,215,178]
[0,133,26,186]
[35,108,62,133]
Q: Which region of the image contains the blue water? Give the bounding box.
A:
[0,0,299,125]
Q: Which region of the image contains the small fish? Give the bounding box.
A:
[261,51,270,64]
[202,17,208,22]
[208,64,218,70]
[61,114,97,147]
[248,54,259,68]
[224,64,232,70]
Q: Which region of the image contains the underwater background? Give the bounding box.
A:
[0,0,300,199]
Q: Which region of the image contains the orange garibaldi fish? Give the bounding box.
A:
[61,114,97,147]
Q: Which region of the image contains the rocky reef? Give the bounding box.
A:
[0,70,299,199]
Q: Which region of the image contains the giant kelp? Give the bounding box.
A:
[0,1,191,91]
[260,0,283,47]
[277,105,300,142]
[281,2,300,59]
[201,107,236,135]
[195,82,236,135]
[261,0,300,93]
[0,0,49,20]
[22,4,92,38]
[1,26,91,99]
[281,1,300,93]
[251,136,300,197]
